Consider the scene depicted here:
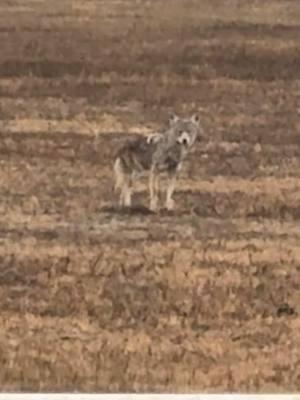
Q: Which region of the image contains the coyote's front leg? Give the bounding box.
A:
[165,171,177,211]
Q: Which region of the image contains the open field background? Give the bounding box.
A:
[0,0,300,392]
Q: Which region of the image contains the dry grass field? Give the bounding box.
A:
[0,0,300,392]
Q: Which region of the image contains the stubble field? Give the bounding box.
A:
[0,0,300,392]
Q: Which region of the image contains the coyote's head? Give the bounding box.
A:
[168,113,202,148]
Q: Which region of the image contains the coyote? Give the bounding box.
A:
[114,114,201,211]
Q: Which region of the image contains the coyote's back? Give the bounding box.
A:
[115,135,160,176]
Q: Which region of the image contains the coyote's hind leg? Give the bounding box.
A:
[149,167,160,212]
[114,157,132,207]
[121,176,133,207]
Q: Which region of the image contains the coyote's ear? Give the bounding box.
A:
[169,113,179,125]
[191,114,200,125]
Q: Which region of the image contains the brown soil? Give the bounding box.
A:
[0,0,300,393]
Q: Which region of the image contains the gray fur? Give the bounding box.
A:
[114,114,202,211]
